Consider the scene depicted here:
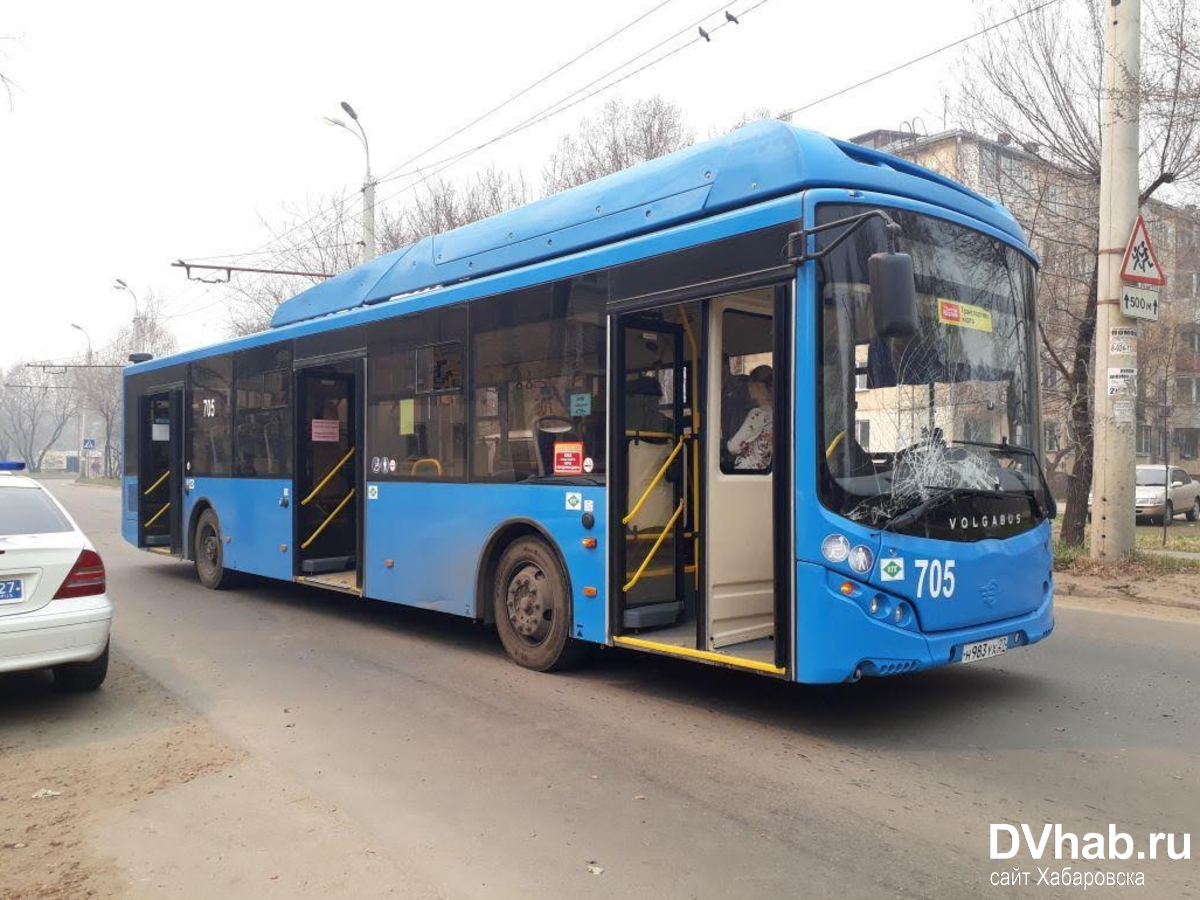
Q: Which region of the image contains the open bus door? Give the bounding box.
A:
[294,360,364,594]
[138,388,184,555]
[611,285,790,675]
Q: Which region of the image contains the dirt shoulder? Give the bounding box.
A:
[0,655,241,899]
[1056,568,1200,623]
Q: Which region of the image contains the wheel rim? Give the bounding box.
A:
[199,525,219,575]
[505,562,554,646]
[1193,499,1199,517]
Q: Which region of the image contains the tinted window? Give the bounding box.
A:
[471,276,607,482]
[367,307,467,480]
[190,356,233,475]
[234,343,292,477]
[0,488,72,536]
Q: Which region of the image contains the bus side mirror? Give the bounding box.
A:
[868,251,918,339]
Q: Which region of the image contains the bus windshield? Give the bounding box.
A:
[817,204,1047,540]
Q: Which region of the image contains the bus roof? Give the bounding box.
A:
[268,121,1025,329]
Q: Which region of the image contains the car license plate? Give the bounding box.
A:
[961,636,1007,664]
[0,579,23,604]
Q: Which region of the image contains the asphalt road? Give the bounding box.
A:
[5,481,1199,898]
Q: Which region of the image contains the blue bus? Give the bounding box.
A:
[122,121,1055,683]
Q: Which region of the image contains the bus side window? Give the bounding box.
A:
[367,307,467,480]
[190,356,234,476]
[470,276,606,482]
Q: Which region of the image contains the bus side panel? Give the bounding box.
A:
[184,477,294,581]
[122,476,139,547]
[364,482,607,643]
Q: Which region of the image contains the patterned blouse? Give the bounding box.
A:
[727,407,773,471]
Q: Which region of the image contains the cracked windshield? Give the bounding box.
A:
[817,204,1048,538]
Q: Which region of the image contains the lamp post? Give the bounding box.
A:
[113,279,143,355]
[71,323,92,478]
[324,100,375,264]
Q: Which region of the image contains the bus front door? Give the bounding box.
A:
[139,388,184,555]
[295,363,363,594]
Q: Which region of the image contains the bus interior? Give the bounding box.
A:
[295,361,363,594]
[613,287,787,672]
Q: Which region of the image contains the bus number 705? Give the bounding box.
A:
[914,559,956,599]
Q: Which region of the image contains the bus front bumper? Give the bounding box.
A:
[795,562,1055,683]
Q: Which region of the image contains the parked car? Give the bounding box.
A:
[0,463,111,690]
[1087,465,1200,526]
[1134,465,1200,525]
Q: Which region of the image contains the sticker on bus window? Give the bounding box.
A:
[554,442,584,475]
[568,391,592,416]
[937,299,992,332]
[311,418,340,442]
[399,398,415,435]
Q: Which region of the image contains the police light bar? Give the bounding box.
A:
[0,462,27,471]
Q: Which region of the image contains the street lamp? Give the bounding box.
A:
[112,279,143,354]
[324,100,375,263]
[70,323,92,479]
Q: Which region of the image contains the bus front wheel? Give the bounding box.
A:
[194,509,238,590]
[493,537,585,672]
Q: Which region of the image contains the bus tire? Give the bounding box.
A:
[194,508,238,590]
[492,537,586,672]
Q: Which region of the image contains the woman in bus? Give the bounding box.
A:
[726,364,773,471]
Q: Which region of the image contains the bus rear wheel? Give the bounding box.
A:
[194,509,238,590]
[493,537,585,672]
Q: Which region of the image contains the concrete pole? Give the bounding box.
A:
[361,178,376,264]
[1091,0,1142,559]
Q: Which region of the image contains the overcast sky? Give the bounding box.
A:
[1,0,982,361]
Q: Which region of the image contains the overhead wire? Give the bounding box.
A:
[167,0,769,321]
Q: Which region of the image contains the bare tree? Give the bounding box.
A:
[224,196,361,336]
[0,365,79,472]
[541,96,693,194]
[959,0,1200,545]
[379,166,529,252]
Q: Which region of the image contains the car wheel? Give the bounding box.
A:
[194,509,239,589]
[1163,501,1174,527]
[492,537,587,672]
[1188,498,1200,522]
[53,641,109,692]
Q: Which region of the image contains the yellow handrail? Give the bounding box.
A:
[302,447,355,506]
[825,430,846,459]
[300,489,356,550]
[624,430,674,440]
[143,470,170,496]
[623,501,684,592]
[410,457,443,476]
[144,502,171,528]
[622,437,685,526]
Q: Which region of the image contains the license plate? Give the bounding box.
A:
[961,636,1008,664]
[0,579,23,604]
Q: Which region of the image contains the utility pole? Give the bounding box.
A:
[1091,0,1142,559]
[113,279,143,355]
[324,100,375,264]
[71,323,92,479]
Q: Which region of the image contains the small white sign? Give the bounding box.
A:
[1113,399,1135,424]
[582,457,594,473]
[1107,367,1136,396]
[565,491,583,511]
[1120,285,1160,322]
[879,557,905,582]
[583,499,595,513]
[1109,326,1138,355]
[151,423,170,442]
[367,485,379,500]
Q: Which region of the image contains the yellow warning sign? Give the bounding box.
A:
[937,298,992,332]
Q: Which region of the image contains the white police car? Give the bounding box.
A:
[0,463,111,690]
